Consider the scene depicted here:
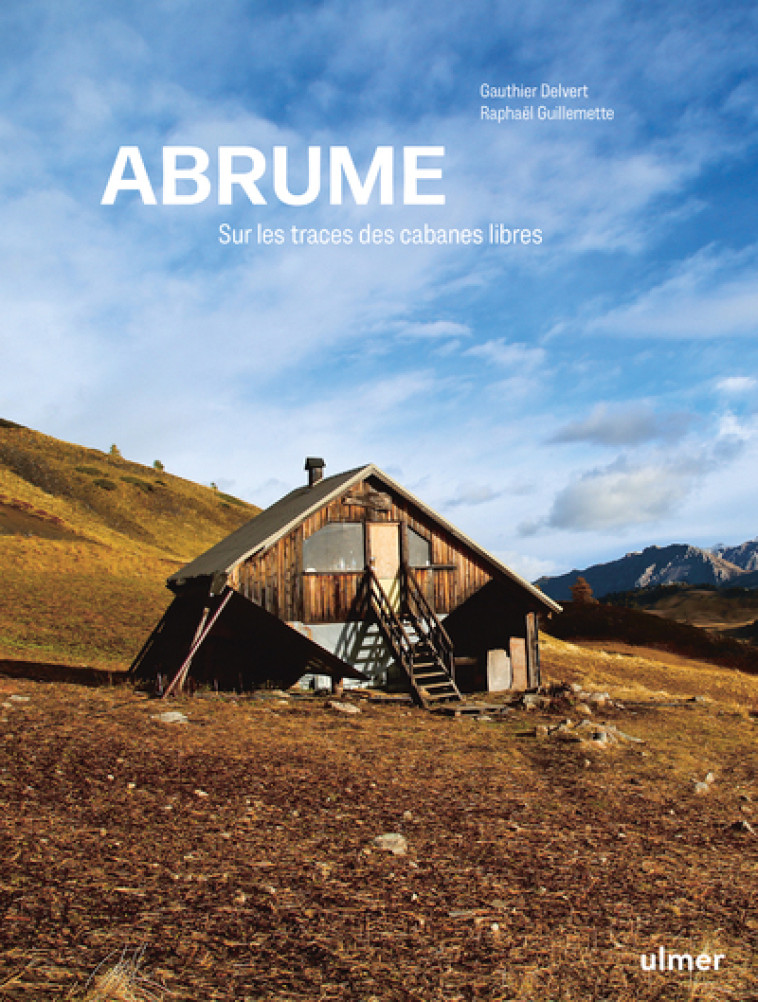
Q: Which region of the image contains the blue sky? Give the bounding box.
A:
[2,0,758,579]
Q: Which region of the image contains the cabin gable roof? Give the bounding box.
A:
[169,463,561,613]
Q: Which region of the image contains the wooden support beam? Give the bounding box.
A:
[163,590,234,698]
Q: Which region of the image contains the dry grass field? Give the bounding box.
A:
[1,638,756,1002]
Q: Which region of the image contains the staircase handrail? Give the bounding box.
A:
[401,563,455,674]
[363,565,414,675]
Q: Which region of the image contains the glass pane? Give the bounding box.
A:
[408,527,432,567]
[303,522,365,572]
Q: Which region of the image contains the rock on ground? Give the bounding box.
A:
[327,700,361,715]
[372,833,408,856]
[150,711,189,724]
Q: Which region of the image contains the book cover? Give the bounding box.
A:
[1,2,756,999]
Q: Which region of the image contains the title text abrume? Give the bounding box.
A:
[101,146,446,206]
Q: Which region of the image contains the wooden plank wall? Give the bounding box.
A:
[231,475,496,624]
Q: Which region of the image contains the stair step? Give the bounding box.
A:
[423,692,462,703]
[418,681,456,691]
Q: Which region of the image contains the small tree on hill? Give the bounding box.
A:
[570,575,596,604]
[109,443,122,458]
[152,459,164,471]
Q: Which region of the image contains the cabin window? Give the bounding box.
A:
[303,522,365,572]
[408,527,432,567]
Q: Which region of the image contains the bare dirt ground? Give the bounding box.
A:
[1,644,757,1001]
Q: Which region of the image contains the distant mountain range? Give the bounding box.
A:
[535,540,758,601]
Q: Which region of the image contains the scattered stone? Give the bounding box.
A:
[536,719,646,749]
[327,700,361,715]
[693,781,710,796]
[372,833,408,856]
[475,715,494,723]
[575,703,593,716]
[535,724,549,739]
[151,710,189,724]
[8,695,30,703]
[522,693,551,710]
[194,789,209,798]
[402,810,413,822]
[587,692,611,707]
[705,771,717,785]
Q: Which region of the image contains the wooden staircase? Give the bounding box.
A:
[364,564,463,710]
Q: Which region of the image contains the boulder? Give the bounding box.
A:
[372,833,408,856]
[327,700,361,715]
[150,711,189,724]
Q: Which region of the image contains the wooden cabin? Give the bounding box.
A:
[130,460,561,707]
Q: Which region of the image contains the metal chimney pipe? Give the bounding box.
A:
[304,457,325,486]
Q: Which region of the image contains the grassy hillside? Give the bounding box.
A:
[0,419,259,668]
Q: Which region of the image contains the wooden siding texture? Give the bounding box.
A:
[230,475,495,624]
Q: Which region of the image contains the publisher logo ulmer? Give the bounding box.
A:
[641,946,725,973]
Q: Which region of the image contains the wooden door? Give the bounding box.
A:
[367,522,400,610]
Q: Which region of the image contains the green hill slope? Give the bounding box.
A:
[0,419,260,668]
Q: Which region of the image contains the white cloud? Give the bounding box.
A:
[551,402,691,446]
[716,411,757,442]
[715,376,757,395]
[546,458,700,531]
[394,321,471,340]
[587,245,758,339]
[444,483,504,508]
[466,339,546,370]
